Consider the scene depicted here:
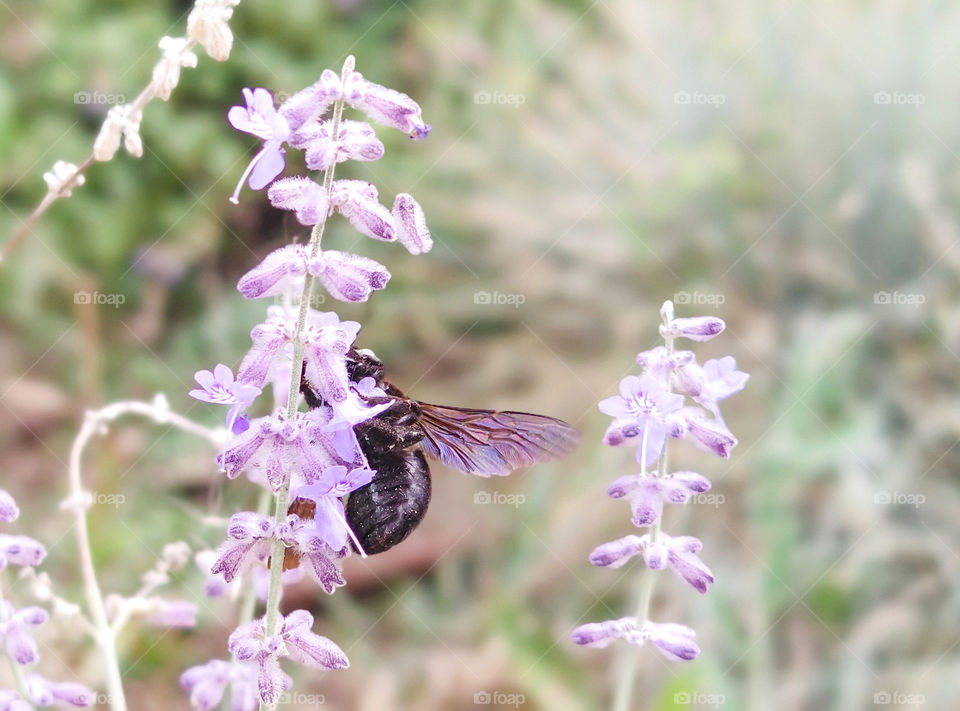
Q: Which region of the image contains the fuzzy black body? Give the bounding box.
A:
[347,394,433,554]
[301,353,435,554]
[299,348,581,555]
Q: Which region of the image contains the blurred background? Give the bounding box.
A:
[1,0,957,709]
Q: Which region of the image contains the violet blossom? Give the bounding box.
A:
[572,300,746,671]
[228,610,348,705]
[189,363,261,434]
[181,658,277,711]
[0,601,48,666]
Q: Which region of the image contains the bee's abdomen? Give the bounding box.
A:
[346,449,431,555]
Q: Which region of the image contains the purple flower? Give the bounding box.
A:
[599,375,684,467]
[266,177,329,226]
[0,691,31,711]
[145,599,198,628]
[606,471,711,527]
[391,193,433,254]
[236,245,391,304]
[640,532,714,593]
[588,535,644,568]
[308,250,391,303]
[236,245,310,299]
[330,180,396,242]
[0,601,48,666]
[228,610,348,705]
[24,675,95,708]
[682,408,738,458]
[216,409,356,490]
[181,658,280,711]
[571,617,641,648]
[341,70,431,139]
[636,346,694,378]
[292,465,375,551]
[291,119,385,171]
[279,69,344,132]
[695,357,749,419]
[0,535,46,569]
[210,511,348,594]
[640,621,700,661]
[571,617,700,661]
[233,307,369,418]
[660,301,725,342]
[228,88,292,203]
[0,490,18,522]
[189,364,262,434]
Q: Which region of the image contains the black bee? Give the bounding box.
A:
[296,348,580,555]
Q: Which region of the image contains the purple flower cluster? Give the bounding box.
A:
[572,301,747,662]
[185,57,433,709]
[0,489,95,708]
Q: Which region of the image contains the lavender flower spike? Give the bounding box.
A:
[575,299,743,683]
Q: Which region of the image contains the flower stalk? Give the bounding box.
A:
[572,300,748,707]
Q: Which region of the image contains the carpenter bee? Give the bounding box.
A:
[294,348,580,555]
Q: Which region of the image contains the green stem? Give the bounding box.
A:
[258,57,352,711]
[611,330,676,711]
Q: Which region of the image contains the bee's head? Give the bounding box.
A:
[347,347,385,383]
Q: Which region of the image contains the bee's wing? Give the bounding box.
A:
[417,403,581,477]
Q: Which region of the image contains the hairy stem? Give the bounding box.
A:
[612,333,675,711]
[67,397,223,711]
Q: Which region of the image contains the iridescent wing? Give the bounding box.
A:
[417,403,580,477]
